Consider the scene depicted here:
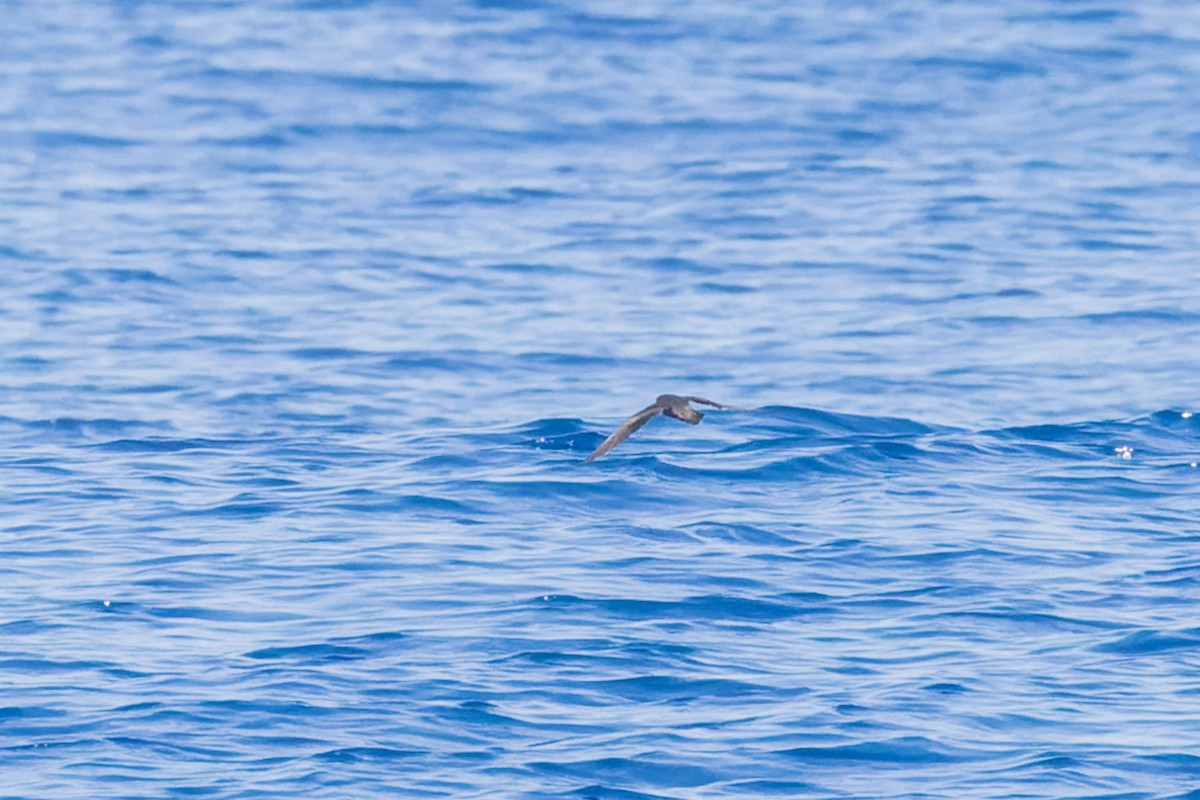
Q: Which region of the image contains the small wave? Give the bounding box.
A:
[778,736,987,764]
[753,406,941,437]
[313,746,427,763]
[90,437,244,453]
[528,755,722,789]
[529,593,815,624]
[244,643,372,663]
[1092,629,1200,655]
[583,674,782,702]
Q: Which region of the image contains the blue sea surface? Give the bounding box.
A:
[3,1,1200,798]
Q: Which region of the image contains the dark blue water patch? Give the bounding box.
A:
[286,0,380,9]
[34,266,175,290]
[214,247,278,260]
[563,10,684,38]
[30,288,81,304]
[270,413,388,437]
[519,352,621,368]
[472,0,547,8]
[1081,308,1200,325]
[983,421,1117,448]
[1014,9,1128,24]
[644,451,887,482]
[753,406,941,438]
[529,431,599,454]
[529,756,721,789]
[106,734,242,761]
[411,185,566,207]
[325,75,487,94]
[201,131,292,148]
[1075,238,1161,252]
[835,127,893,145]
[614,641,702,664]
[491,649,644,671]
[529,594,818,624]
[468,477,675,511]
[197,698,337,719]
[0,619,67,637]
[250,633,405,662]
[195,66,489,96]
[0,705,69,721]
[34,131,141,148]
[27,416,169,437]
[0,244,44,260]
[184,497,289,518]
[1141,562,1200,591]
[431,699,541,731]
[288,346,375,360]
[624,256,724,276]
[726,780,822,795]
[522,418,590,437]
[1015,751,1090,771]
[313,746,429,763]
[403,453,481,474]
[1141,754,1200,782]
[0,738,101,758]
[527,419,601,454]
[551,786,682,800]
[696,281,757,294]
[909,56,1047,80]
[244,643,374,663]
[580,674,786,704]
[381,352,491,372]
[1092,629,1200,655]
[0,657,111,674]
[320,491,484,517]
[5,355,55,370]
[928,610,1125,635]
[777,736,986,765]
[89,437,250,454]
[484,261,563,274]
[100,600,302,624]
[922,682,971,695]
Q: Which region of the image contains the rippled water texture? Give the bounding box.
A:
[3,2,1200,798]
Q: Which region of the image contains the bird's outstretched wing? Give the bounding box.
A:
[685,396,749,411]
[586,403,663,461]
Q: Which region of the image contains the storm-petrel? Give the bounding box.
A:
[586,394,746,461]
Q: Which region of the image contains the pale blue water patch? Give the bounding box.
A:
[3,1,1200,799]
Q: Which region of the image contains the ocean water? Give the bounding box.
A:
[3,1,1200,798]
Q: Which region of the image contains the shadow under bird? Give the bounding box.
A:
[586,394,748,461]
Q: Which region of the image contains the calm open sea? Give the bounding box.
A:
[3,2,1200,798]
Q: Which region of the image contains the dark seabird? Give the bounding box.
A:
[586,394,747,461]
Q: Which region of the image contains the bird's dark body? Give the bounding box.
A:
[658,394,704,424]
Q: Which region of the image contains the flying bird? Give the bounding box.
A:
[586,394,747,461]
